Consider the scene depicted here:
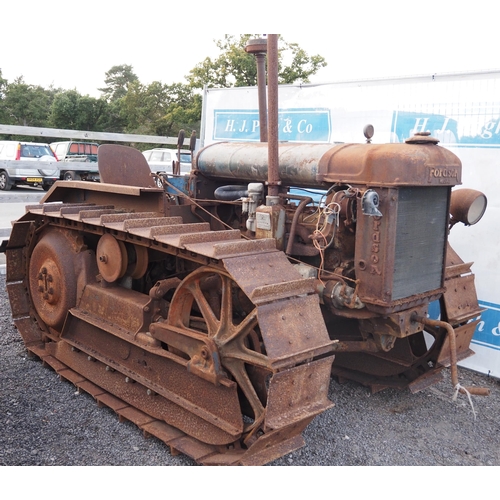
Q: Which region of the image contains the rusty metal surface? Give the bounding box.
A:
[39,181,165,216]
[5,136,486,465]
[28,228,84,330]
[196,141,335,188]
[257,295,333,362]
[245,38,268,142]
[436,320,479,366]
[3,37,487,466]
[265,358,334,430]
[96,234,127,282]
[98,144,156,187]
[442,273,483,324]
[414,315,490,397]
[51,337,243,445]
[196,140,462,189]
[6,199,336,464]
[317,141,462,187]
[266,34,280,198]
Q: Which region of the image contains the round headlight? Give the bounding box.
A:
[450,188,487,226]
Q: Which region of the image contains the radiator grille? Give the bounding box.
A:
[392,187,449,300]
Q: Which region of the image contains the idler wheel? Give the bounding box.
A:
[29,229,80,330]
[97,234,127,282]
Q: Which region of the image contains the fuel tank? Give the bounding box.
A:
[195,140,462,188]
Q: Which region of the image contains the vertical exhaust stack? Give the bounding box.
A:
[246,34,286,248]
[245,34,281,201]
[244,38,268,142]
[266,34,280,202]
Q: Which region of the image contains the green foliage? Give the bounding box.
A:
[99,64,139,102]
[0,69,6,94]
[188,34,327,89]
[97,99,127,133]
[121,80,201,138]
[0,36,326,141]
[2,77,57,127]
[49,90,108,131]
[0,69,8,124]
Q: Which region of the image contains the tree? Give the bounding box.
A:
[121,80,167,134]
[49,89,108,131]
[159,83,202,137]
[99,64,139,101]
[0,69,6,95]
[2,77,57,127]
[120,81,201,138]
[188,34,327,89]
[0,69,8,124]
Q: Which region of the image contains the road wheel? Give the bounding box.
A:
[0,171,12,191]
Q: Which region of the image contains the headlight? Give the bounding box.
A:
[450,188,487,226]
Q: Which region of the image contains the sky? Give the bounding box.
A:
[1,1,498,98]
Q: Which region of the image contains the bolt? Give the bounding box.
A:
[99,255,107,263]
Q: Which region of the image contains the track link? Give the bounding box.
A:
[6,196,335,465]
[26,341,310,465]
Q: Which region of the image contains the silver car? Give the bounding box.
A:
[0,141,59,191]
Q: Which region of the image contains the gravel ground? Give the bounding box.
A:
[1,273,499,466]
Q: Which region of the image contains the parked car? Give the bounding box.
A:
[50,141,100,181]
[142,148,192,186]
[0,141,59,191]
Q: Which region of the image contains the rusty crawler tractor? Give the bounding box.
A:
[2,132,489,464]
[2,35,489,464]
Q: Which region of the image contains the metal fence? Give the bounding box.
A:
[0,124,194,173]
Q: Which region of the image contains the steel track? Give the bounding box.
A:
[5,199,335,465]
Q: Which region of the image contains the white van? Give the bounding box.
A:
[0,141,59,191]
